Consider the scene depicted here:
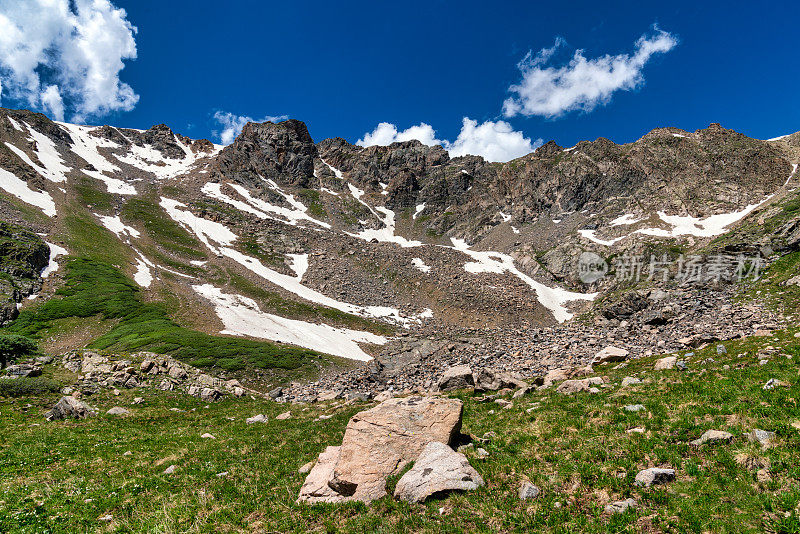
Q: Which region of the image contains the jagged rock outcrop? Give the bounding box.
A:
[215,119,318,189]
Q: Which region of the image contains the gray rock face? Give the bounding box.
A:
[215,119,318,189]
[394,441,484,503]
[437,365,474,391]
[634,468,675,487]
[45,396,96,421]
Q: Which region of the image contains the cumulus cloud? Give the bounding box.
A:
[0,0,139,122]
[212,111,290,145]
[357,122,441,147]
[357,118,540,162]
[503,27,678,118]
[446,118,542,162]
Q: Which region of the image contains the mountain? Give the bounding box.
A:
[0,106,798,389]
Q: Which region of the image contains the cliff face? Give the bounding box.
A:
[0,221,49,325]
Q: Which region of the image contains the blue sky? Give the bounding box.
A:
[1,0,798,160]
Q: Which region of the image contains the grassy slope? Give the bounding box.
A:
[2,257,338,378]
[1,321,798,533]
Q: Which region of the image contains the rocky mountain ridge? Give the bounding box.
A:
[0,105,797,389]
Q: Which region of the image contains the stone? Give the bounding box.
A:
[747,429,776,448]
[592,346,629,365]
[132,397,144,405]
[328,396,463,502]
[5,364,42,378]
[473,368,527,392]
[518,480,541,500]
[676,360,688,371]
[476,448,489,459]
[621,376,641,387]
[269,387,283,399]
[233,386,245,397]
[634,468,675,487]
[542,368,570,387]
[624,404,646,412]
[168,365,187,380]
[200,433,215,439]
[437,365,474,391]
[106,407,129,416]
[394,442,484,503]
[140,360,154,373]
[554,376,603,394]
[45,396,96,421]
[605,498,637,514]
[716,345,727,355]
[298,461,315,474]
[164,465,176,474]
[297,446,346,504]
[763,378,790,390]
[690,430,734,447]
[246,414,268,424]
[276,411,291,420]
[654,356,677,370]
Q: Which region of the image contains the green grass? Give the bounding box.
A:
[1,329,798,532]
[2,258,328,373]
[120,197,206,259]
[62,209,132,266]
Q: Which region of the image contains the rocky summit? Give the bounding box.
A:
[1,107,800,532]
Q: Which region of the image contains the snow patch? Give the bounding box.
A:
[288,253,309,280]
[96,214,140,240]
[133,258,153,287]
[41,242,68,278]
[411,258,431,273]
[193,284,384,361]
[578,229,626,246]
[0,168,57,216]
[347,206,422,248]
[159,197,237,254]
[413,203,426,219]
[449,238,595,322]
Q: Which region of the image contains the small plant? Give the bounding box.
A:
[0,334,37,368]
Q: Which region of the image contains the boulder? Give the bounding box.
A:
[621,376,641,387]
[654,356,677,370]
[297,446,348,504]
[690,429,734,447]
[473,368,527,392]
[45,396,96,421]
[394,441,484,503]
[592,346,630,365]
[542,368,570,387]
[556,379,591,395]
[437,365,474,391]
[634,468,675,487]
[328,396,463,502]
[106,407,130,416]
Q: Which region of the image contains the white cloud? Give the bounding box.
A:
[213,111,289,145]
[445,118,541,162]
[503,27,678,118]
[0,0,139,121]
[357,122,441,147]
[357,118,539,162]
